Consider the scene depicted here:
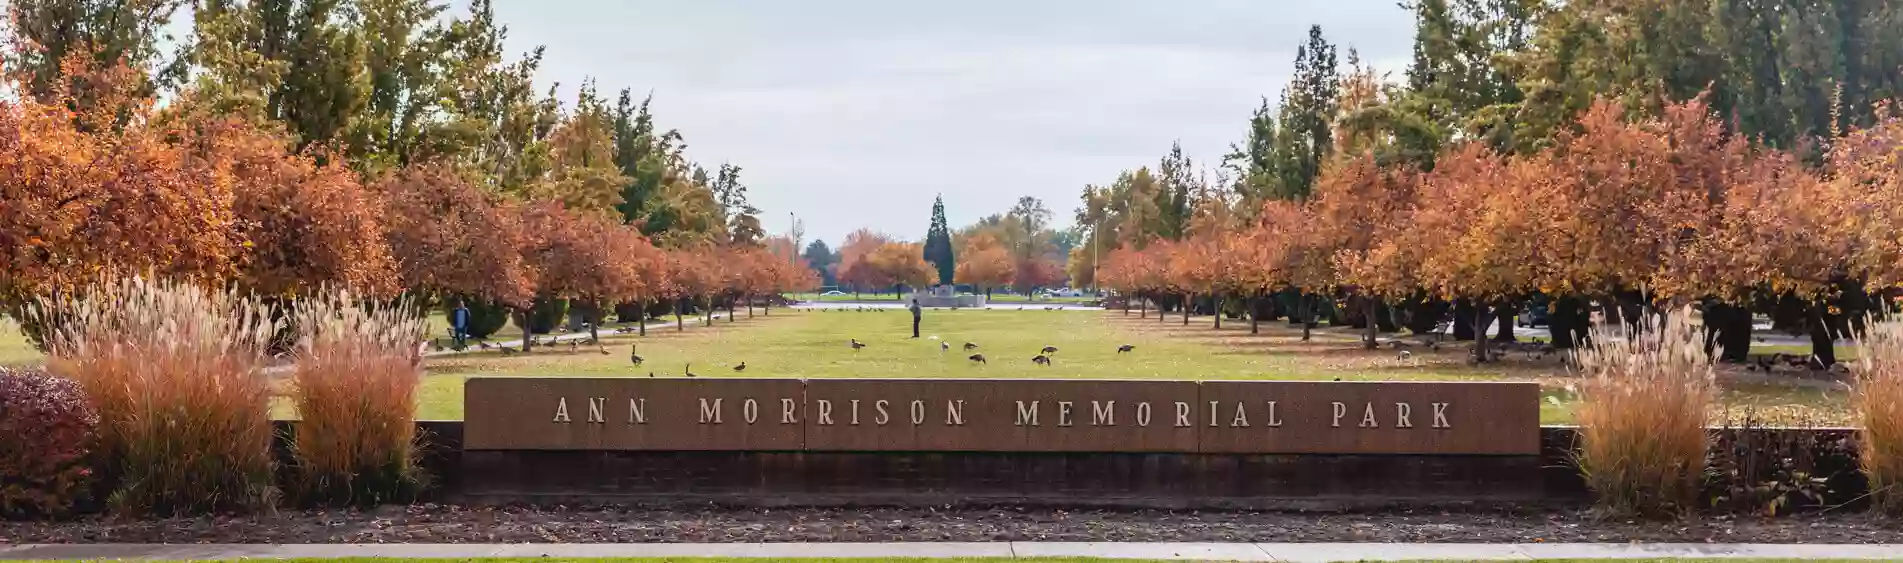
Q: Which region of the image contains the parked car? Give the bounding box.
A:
[820,290,846,296]
[1516,297,1550,328]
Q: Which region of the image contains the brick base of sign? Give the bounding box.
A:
[283,422,1864,511]
[456,450,1556,509]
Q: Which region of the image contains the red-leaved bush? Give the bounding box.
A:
[0,366,98,518]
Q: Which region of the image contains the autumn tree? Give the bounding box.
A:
[954,233,1014,298]
[374,162,535,309]
[869,242,935,294]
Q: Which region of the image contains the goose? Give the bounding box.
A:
[967,353,987,364]
[1116,344,1135,354]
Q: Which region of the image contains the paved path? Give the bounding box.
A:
[4,542,1899,560]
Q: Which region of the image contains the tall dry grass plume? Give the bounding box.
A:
[1852,316,1903,515]
[29,277,280,515]
[1573,306,1716,517]
[288,289,429,506]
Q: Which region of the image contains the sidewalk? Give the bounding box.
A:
[4,542,1899,560]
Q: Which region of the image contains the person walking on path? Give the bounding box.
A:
[909,298,922,338]
[451,300,471,349]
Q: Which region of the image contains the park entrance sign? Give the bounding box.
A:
[465,378,1540,455]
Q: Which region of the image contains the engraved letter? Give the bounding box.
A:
[1265,401,1282,427]
[817,399,835,425]
[945,400,966,426]
[1395,403,1413,428]
[1432,402,1451,428]
[553,397,571,423]
[628,398,647,424]
[910,400,926,425]
[699,398,724,424]
[1231,402,1249,427]
[1136,402,1152,427]
[1360,402,1380,428]
[1015,401,1040,426]
[875,400,891,425]
[1175,402,1192,428]
[781,398,799,424]
[1208,401,1219,427]
[850,399,862,425]
[1058,401,1074,427]
[1091,401,1116,426]
[743,398,759,424]
[587,397,606,423]
[1331,402,1347,428]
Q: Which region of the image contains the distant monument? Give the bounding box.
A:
[907,285,984,308]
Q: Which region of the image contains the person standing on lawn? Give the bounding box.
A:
[451,299,471,349]
[910,298,922,338]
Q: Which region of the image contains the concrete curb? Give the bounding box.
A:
[4,542,1900,560]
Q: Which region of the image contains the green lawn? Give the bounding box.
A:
[34,558,1881,563]
[0,317,41,367]
[417,309,1548,421]
[791,292,1099,304]
[411,309,1852,425]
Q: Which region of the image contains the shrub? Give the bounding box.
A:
[526,296,568,334]
[1853,318,1903,515]
[454,296,509,340]
[288,289,429,506]
[31,277,279,515]
[0,367,98,518]
[1573,307,1715,517]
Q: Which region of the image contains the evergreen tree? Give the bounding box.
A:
[923,195,955,286]
[712,163,763,245]
[1224,97,1280,203]
[4,0,189,120]
[1268,25,1340,200]
[804,239,838,286]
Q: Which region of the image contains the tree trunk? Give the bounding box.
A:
[1808,303,1837,367]
[706,296,714,325]
[1472,302,1492,362]
[1494,305,1516,342]
[763,295,771,316]
[1250,293,1261,335]
[1375,300,1398,333]
[675,298,684,332]
[588,304,600,343]
[638,301,647,336]
[517,309,533,354]
[1363,295,1379,350]
[1183,292,1191,325]
[1452,298,1477,341]
[1704,301,1752,363]
[1299,294,1313,341]
[747,294,754,318]
[1213,295,1223,329]
[1140,293,1148,318]
[1547,296,1579,349]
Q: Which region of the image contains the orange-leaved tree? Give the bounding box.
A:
[953,233,1014,297]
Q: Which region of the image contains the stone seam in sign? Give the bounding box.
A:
[463,378,1540,454]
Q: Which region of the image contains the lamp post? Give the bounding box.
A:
[1091,218,1103,296]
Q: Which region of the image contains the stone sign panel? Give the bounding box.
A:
[463,378,1540,455]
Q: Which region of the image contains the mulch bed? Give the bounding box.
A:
[5,504,1902,544]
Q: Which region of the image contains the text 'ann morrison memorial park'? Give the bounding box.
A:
[465,378,1540,455]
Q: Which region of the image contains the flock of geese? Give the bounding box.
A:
[848,338,1136,366]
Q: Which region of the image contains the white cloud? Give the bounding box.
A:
[488,0,1414,243]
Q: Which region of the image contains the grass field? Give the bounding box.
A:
[411,308,1850,424]
[40,555,1872,559]
[0,317,38,367]
[791,292,1099,304]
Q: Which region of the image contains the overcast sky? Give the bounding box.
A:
[487,0,1416,245]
